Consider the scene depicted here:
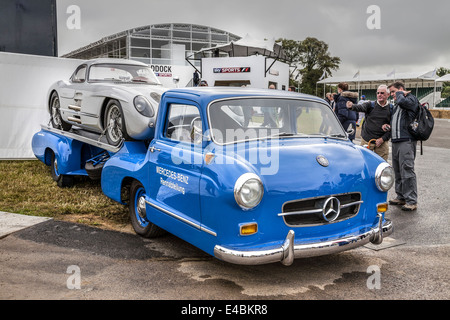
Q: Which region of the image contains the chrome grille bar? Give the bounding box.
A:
[278,200,363,217]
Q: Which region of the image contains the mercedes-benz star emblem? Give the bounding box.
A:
[316,155,329,167]
[322,197,340,222]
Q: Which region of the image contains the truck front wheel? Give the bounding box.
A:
[129,181,165,238]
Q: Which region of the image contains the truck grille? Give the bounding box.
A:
[279,193,362,227]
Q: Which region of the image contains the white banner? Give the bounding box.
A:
[0,52,80,159]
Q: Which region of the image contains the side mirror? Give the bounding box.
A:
[190,117,208,144]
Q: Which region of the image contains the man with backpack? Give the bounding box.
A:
[346,85,392,161]
[384,81,419,211]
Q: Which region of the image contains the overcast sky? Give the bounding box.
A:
[56,0,450,77]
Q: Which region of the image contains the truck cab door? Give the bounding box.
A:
[147,101,205,232]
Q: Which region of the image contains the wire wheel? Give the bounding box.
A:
[104,100,126,146]
[50,92,71,131]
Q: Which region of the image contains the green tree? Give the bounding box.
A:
[437,67,450,99]
[277,37,341,95]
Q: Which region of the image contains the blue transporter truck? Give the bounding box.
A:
[32,87,394,266]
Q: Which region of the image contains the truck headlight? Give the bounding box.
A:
[134,95,154,117]
[375,162,394,192]
[234,173,264,209]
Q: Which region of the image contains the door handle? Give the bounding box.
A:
[149,146,161,153]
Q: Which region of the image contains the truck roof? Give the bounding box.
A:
[162,87,326,106]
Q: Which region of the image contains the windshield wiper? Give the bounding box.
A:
[271,132,296,137]
[131,79,148,83]
[327,133,347,139]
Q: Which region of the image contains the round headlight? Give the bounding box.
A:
[234,173,264,210]
[375,162,394,192]
[134,95,154,117]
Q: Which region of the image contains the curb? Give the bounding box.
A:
[0,211,52,239]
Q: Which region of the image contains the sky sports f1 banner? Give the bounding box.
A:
[213,67,251,73]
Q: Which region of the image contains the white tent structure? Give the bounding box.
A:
[318,70,439,88]
[185,34,290,89]
[434,74,450,108]
[435,73,450,83]
[317,69,441,106]
[191,34,288,62]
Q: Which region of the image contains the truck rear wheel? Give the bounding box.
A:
[129,180,165,238]
[50,152,74,188]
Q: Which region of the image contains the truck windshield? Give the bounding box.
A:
[208,98,346,144]
[88,63,160,85]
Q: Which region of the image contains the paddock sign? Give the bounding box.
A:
[151,65,172,77]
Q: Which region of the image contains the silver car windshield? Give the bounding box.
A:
[208,98,346,144]
[88,63,160,85]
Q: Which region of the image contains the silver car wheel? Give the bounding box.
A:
[105,102,124,146]
[51,96,62,128]
[50,92,72,131]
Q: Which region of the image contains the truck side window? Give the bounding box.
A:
[165,104,202,144]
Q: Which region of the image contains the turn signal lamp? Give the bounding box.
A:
[240,223,258,236]
[377,203,388,213]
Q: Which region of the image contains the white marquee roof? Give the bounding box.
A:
[435,74,450,82]
[195,34,288,61]
[318,70,439,86]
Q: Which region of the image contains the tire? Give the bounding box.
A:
[50,152,74,188]
[129,180,165,238]
[50,92,72,131]
[104,99,129,146]
[85,161,104,180]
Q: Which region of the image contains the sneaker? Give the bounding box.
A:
[401,204,417,211]
[389,198,406,205]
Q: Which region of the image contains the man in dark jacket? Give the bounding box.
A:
[385,81,419,211]
[346,85,392,160]
[334,82,358,141]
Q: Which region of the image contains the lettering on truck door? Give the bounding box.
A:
[147,101,204,229]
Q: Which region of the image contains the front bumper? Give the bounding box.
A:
[214,214,393,266]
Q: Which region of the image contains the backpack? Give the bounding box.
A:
[408,102,434,141]
[408,102,434,155]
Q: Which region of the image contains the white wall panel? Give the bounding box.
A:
[0,52,81,159]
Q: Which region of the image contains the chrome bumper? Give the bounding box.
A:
[214,214,393,266]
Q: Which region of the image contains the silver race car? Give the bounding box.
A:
[47,58,167,145]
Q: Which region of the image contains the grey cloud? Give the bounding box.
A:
[56,0,450,76]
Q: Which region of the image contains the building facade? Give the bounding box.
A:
[63,23,241,67]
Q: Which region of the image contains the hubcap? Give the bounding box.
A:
[137,196,146,219]
[53,158,59,176]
